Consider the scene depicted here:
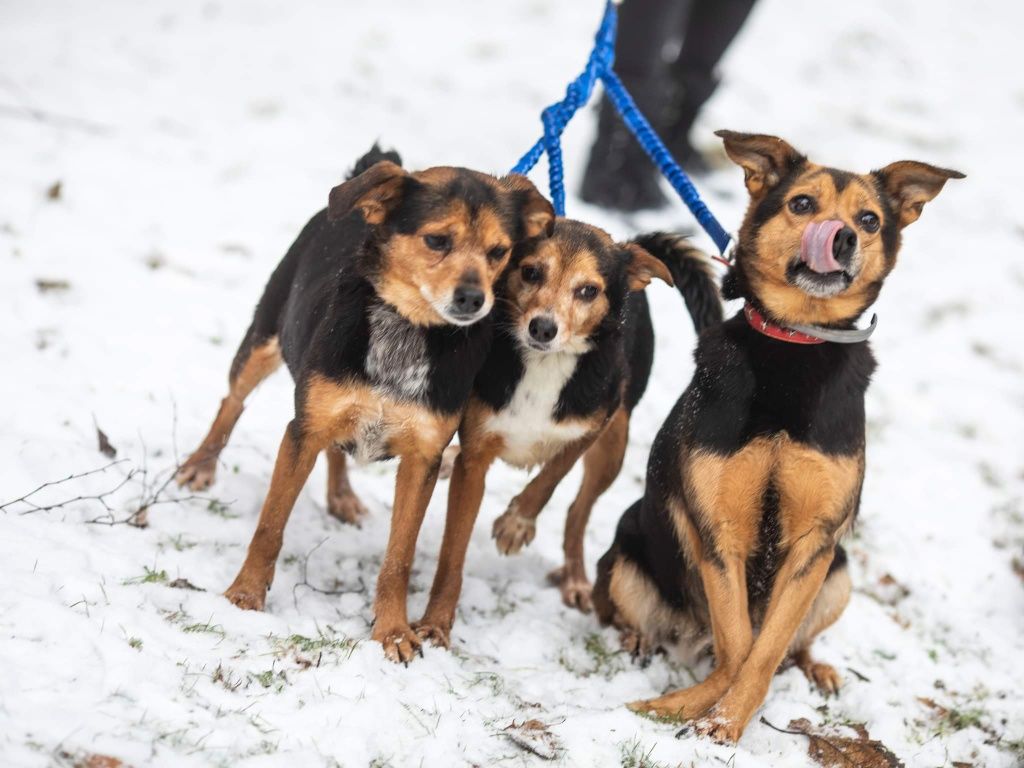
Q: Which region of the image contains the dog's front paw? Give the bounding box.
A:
[694,711,743,744]
[224,566,273,611]
[373,623,423,664]
[492,504,536,555]
[176,453,218,491]
[327,489,368,527]
[548,565,593,613]
[412,619,452,649]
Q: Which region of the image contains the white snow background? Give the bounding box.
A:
[1,0,1022,766]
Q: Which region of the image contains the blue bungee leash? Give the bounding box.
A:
[510,0,736,265]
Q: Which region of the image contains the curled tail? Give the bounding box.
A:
[632,232,723,332]
[348,142,402,180]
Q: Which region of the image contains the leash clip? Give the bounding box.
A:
[711,232,738,268]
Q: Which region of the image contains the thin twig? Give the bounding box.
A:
[0,460,129,513]
[291,538,366,609]
[0,103,112,135]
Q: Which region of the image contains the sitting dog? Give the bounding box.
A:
[592,131,963,741]
[411,220,721,648]
[176,146,553,662]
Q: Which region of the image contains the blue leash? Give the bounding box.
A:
[511,0,734,260]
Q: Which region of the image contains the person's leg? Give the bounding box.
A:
[579,0,684,211]
[664,0,758,171]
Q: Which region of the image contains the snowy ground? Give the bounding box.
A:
[1,0,1022,766]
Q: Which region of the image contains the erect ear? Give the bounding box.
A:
[327,160,409,224]
[875,161,965,228]
[714,129,804,198]
[500,174,555,239]
[623,243,673,292]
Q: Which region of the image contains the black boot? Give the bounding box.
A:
[663,0,760,176]
[580,94,668,212]
[662,69,718,177]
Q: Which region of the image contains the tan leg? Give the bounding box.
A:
[224,419,321,610]
[325,445,368,526]
[694,444,860,741]
[491,434,595,556]
[372,453,443,663]
[697,546,835,742]
[630,555,753,721]
[414,440,500,648]
[550,409,629,612]
[789,561,851,695]
[630,439,774,722]
[177,337,282,491]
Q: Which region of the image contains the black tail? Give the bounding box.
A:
[632,232,723,332]
[347,142,402,180]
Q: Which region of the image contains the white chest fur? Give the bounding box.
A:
[484,348,590,468]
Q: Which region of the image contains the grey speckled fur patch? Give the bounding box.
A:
[365,303,431,401]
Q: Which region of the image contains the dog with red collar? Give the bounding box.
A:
[592,130,963,742]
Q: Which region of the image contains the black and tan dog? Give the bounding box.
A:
[176,147,553,661]
[410,220,721,647]
[593,131,963,741]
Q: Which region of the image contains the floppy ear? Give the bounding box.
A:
[500,174,555,239]
[623,243,674,291]
[327,160,409,223]
[875,161,965,228]
[715,129,804,198]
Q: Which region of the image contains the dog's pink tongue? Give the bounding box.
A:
[800,220,845,274]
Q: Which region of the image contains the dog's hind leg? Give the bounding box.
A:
[325,446,368,526]
[177,333,282,491]
[225,418,322,610]
[550,407,630,613]
[787,545,851,695]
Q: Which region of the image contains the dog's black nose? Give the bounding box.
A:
[451,285,485,315]
[528,316,558,344]
[833,226,857,265]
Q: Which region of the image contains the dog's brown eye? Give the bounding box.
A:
[487,245,509,262]
[858,211,880,233]
[520,265,543,284]
[788,195,815,214]
[575,284,599,302]
[424,234,451,251]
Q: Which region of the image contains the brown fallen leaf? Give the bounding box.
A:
[96,425,117,458]
[863,572,911,607]
[761,717,903,768]
[167,578,203,591]
[47,180,62,200]
[57,751,125,768]
[502,718,564,761]
[35,278,71,294]
[917,696,948,717]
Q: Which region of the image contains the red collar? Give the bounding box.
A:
[744,304,825,345]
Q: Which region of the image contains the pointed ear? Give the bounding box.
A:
[500,174,555,239]
[623,243,673,292]
[715,130,804,198]
[327,160,409,223]
[875,161,965,228]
